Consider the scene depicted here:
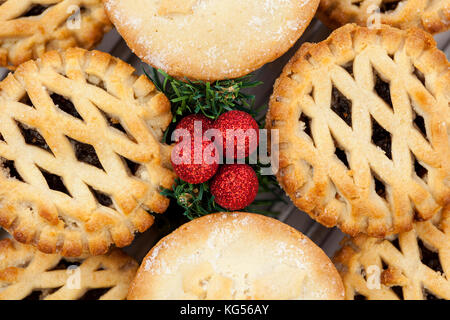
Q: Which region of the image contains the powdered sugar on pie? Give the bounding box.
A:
[128,212,344,300]
[104,0,319,80]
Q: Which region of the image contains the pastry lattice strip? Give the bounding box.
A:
[0,0,111,67]
[0,48,175,256]
[0,239,138,300]
[318,0,450,34]
[334,207,450,300]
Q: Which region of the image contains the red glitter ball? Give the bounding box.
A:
[171,139,219,184]
[210,164,258,211]
[213,110,259,159]
[174,114,213,142]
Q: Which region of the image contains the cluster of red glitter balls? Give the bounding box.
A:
[171,111,259,210]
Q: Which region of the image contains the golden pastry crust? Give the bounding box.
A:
[128,212,344,300]
[0,48,176,257]
[334,207,450,300]
[0,238,138,300]
[0,0,111,68]
[103,0,320,81]
[267,24,450,238]
[318,0,450,34]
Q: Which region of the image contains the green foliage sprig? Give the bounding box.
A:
[145,68,262,122]
[160,179,225,220]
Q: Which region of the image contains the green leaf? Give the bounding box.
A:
[144,67,262,122]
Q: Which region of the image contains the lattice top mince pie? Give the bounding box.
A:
[0,48,176,256]
[0,238,138,300]
[267,24,450,237]
[0,0,111,68]
[318,0,450,34]
[334,206,450,300]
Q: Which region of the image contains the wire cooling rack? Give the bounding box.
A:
[0,19,449,262]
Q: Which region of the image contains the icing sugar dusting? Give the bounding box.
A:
[105,0,314,78]
[137,213,340,299]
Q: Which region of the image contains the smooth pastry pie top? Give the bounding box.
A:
[318,0,450,34]
[267,24,450,238]
[0,48,176,257]
[103,0,320,81]
[0,0,111,68]
[334,206,450,300]
[127,212,344,300]
[0,238,138,300]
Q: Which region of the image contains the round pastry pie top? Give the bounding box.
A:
[0,48,176,256]
[318,0,450,34]
[103,0,320,81]
[334,206,450,300]
[267,24,450,237]
[128,212,344,300]
[0,238,138,300]
[0,0,111,68]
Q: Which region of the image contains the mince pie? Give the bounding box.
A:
[103,0,320,81]
[0,48,176,256]
[0,238,138,300]
[0,0,111,68]
[334,206,450,300]
[318,0,450,34]
[267,24,450,237]
[128,212,344,300]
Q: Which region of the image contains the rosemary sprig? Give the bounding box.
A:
[145,68,262,122]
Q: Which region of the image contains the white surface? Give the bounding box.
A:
[0,20,448,262]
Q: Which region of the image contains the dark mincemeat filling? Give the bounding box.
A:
[102,110,137,143]
[413,67,426,86]
[417,240,444,300]
[413,113,427,140]
[51,93,83,120]
[373,175,386,198]
[17,122,52,154]
[424,288,441,300]
[89,186,113,207]
[299,113,312,138]
[371,117,392,159]
[332,135,349,168]
[24,287,110,300]
[331,87,352,127]
[124,157,140,175]
[379,0,401,13]
[374,73,393,109]
[391,237,401,251]
[414,157,427,179]
[335,146,349,168]
[20,94,33,108]
[418,240,443,274]
[22,5,48,17]
[40,168,71,196]
[391,286,404,300]
[67,137,103,170]
[79,288,111,300]
[49,259,81,271]
[104,112,127,134]
[354,293,366,300]
[343,63,354,77]
[1,158,24,181]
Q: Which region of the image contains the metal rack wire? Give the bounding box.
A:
[0,19,448,261]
